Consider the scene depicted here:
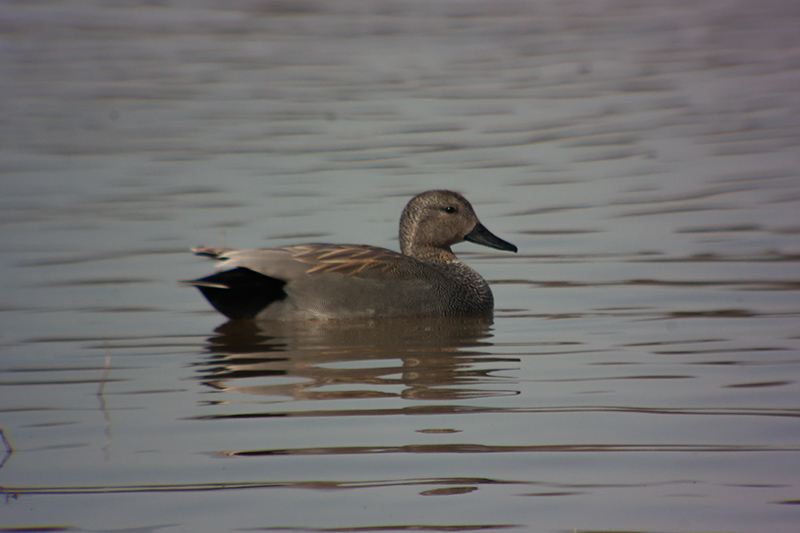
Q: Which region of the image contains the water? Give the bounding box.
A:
[1,1,800,531]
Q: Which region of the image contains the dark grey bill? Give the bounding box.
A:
[464,223,517,253]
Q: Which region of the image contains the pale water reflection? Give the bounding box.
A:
[2,1,800,532]
[197,317,512,405]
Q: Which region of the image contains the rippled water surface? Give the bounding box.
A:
[2,1,800,532]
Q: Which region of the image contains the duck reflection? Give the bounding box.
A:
[196,317,519,405]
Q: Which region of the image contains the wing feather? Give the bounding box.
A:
[199,244,415,281]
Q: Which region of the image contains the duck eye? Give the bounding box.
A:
[443,206,457,214]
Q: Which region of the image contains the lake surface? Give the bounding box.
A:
[1,1,799,532]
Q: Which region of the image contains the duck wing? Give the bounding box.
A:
[186,244,424,320]
[201,244,411,280]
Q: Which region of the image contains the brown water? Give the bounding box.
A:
[1,1,800,532]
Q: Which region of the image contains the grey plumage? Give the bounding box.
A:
[187,190,517,320]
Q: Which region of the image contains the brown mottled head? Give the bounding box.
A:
[399,190,516,260]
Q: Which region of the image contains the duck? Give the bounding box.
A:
[187,190,517,320]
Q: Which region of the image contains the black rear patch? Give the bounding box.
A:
[189,267,287,320]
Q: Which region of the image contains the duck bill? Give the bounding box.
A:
[464,223,518,253]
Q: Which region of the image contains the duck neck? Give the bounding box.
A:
[405,243,458,264]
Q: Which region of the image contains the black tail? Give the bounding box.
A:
[187,267,287,320]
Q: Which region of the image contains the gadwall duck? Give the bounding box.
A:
[187,190,517,320]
